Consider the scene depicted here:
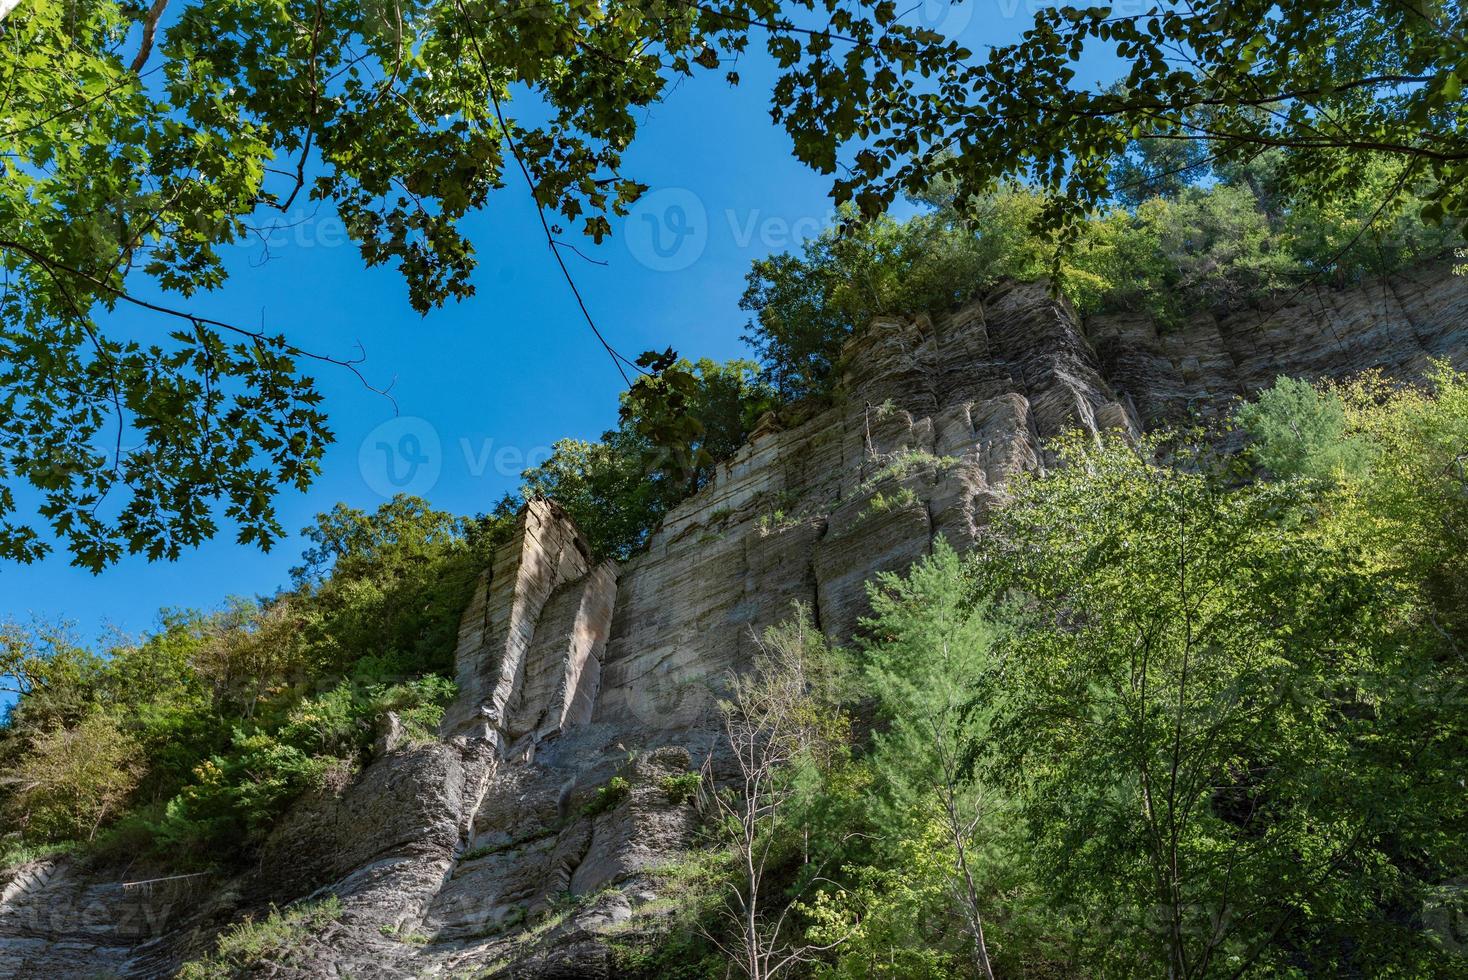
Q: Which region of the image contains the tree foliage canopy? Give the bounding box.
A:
[772,369,1468,978]
[3,0,1460,568]
[742,166,1455,402]
[0,0,960,569]
[817,0,1468,236]
[0,493,507,863]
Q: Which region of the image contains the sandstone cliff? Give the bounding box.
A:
[2,267,1464,978]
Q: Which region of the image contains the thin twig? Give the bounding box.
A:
[0,239,399,412]
[450,0,639,385]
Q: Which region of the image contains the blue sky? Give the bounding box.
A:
[3,2,1125,654]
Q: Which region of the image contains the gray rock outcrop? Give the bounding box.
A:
[2,266,1464,977]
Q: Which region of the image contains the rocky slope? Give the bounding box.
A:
[2,266,1464,978]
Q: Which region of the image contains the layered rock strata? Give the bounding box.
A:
[2,266,1464,977]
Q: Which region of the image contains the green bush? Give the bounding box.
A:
[582,776,631,817]
[151,733,329,857]
[1,712,142,843]
[1235,375,1373,481]
[660,772,703,806]
[856,488,918,525]
[176,895,343,978]
[0,495,493,868]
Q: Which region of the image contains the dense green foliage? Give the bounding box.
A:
[818,0,1468,240]
[519,357,775,559]
[5,0,1460,569]
[0,495,508,867]
[967,435,1454,975]
[521,157,1458,557]
[659,367,1468,978]
[743,161,1456,400]
[0,0,958,568]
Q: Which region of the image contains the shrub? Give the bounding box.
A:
[582,776,631,817]
[151,733,331,858]
[379,675,457,744]
[2,713,142,843]
[857,488,919,524]
[660,772,703,806]
[1236,375,1372,481]
[176,895,343,978]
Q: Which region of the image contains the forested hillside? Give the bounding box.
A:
[5,363,1466,977]
[3,0,1467,973]
[2,178,1465,974]
[715,370,1468,977]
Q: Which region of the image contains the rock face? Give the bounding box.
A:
[2,267,1464,978]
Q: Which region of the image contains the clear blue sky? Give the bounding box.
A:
[3,4,1124,654]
